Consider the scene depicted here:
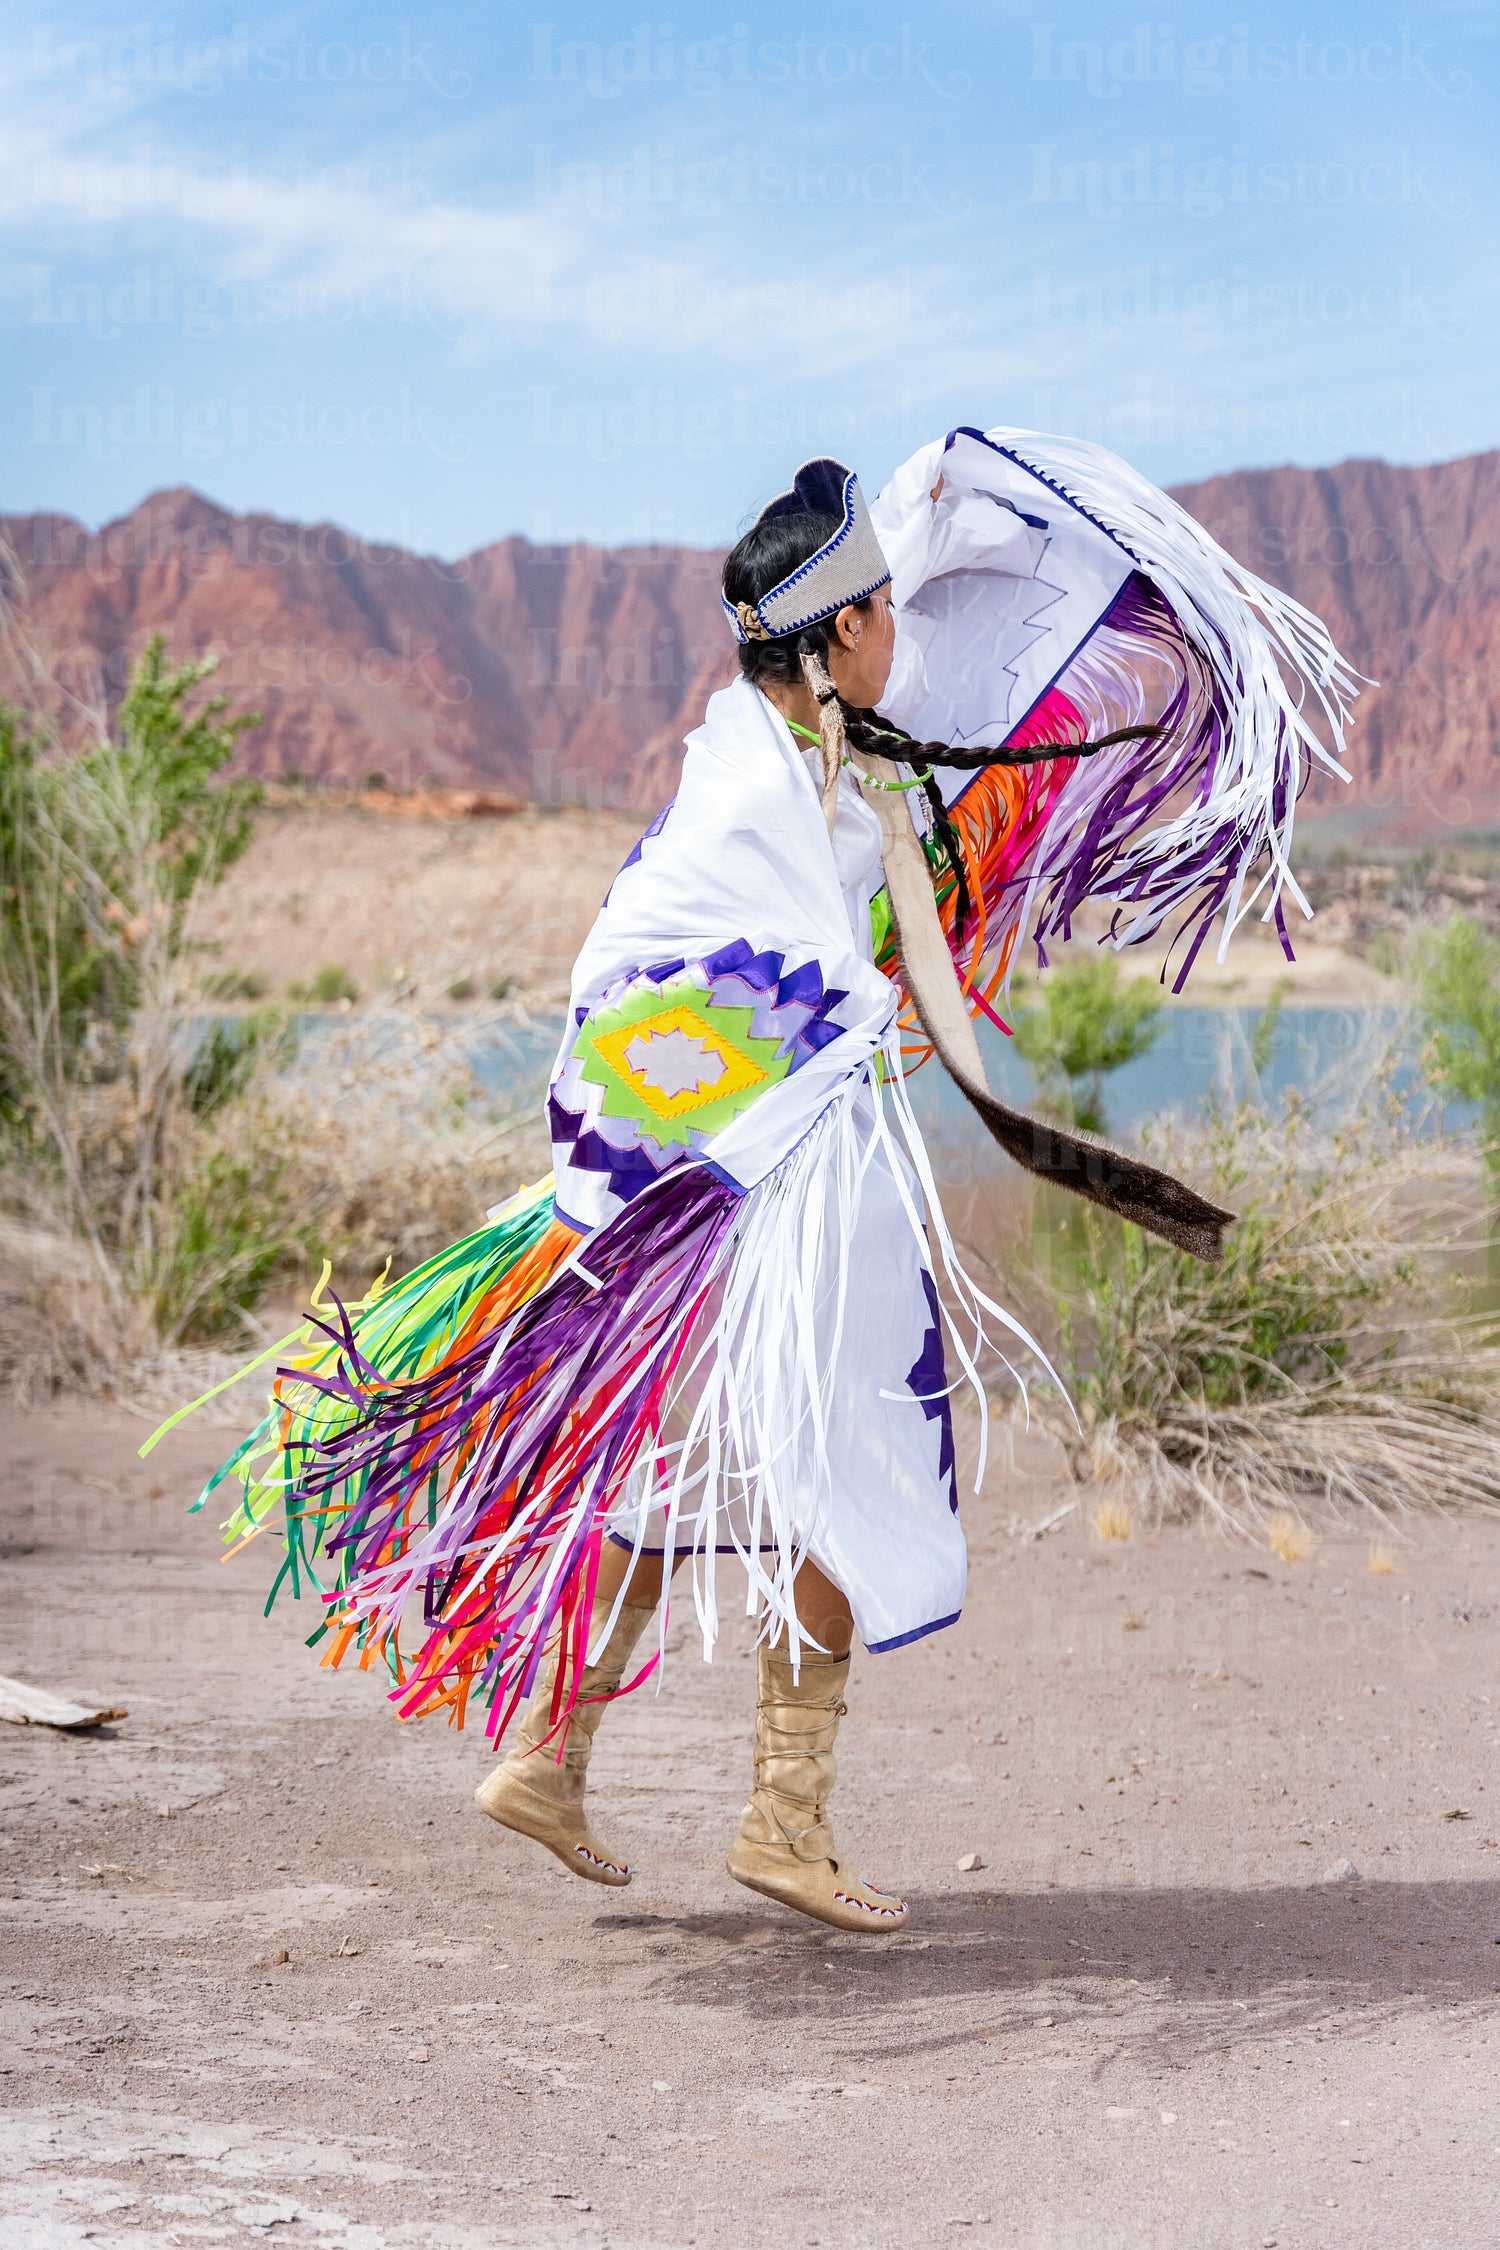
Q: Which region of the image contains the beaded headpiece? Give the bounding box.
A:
[722,458,892,644]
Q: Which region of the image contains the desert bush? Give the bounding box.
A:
[266,1008,549,1283]
[1038,1090,1500,1530]
[1012,955,1164,1134]
[1364,928,1406,979]
[290,963,359,1005]
[201,966,267,1001]
[143,1133,301,1342]
[0,636,557,1391]
[1414,913,1500,1194]
[183,1008,297,1119]
[0,641,262,1307]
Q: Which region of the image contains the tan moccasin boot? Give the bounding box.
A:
[726,1641,908,1932]
[475,1594,654,1886]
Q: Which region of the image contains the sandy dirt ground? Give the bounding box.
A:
[4,1399,1498,2249]
[196,807,1398,1014]
[193,808,641,1005]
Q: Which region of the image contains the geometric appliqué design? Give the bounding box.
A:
[576,979,790,1148]
[549,936,856,1232]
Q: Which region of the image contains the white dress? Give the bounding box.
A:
[546,678,968,1655]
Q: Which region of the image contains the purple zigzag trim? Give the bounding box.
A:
[909,1271,958,1514]
[696,941,852,1062]
[610,797,676,888]
[552,942,859,1220]
[547,1093,673,1204]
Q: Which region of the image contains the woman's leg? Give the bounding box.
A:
[592,1535,677,1610]
[597,1539,852,1651]
[475,1539,675,1884]
[727,1552,906,1931]
[786,1555,853,1656]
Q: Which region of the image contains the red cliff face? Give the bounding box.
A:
[1168,453,1500,839]
[3,455,1498,836]
[0,488,732,811]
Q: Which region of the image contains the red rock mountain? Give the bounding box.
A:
[1173,452,1500,839]
[0,489,731,814]
[3,454,1498,836]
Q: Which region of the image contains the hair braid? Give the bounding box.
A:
[840,706,1162,946]
[839,707,1160,772]
[797,639,846,834]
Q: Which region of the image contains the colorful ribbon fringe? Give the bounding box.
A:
[195,1168,740,1742]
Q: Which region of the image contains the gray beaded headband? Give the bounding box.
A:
[723,458,892,644]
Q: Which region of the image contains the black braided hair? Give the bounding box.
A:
[842,706,1160,944]
[839,705,1160,771]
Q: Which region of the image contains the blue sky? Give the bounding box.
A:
[3,0,1496,553]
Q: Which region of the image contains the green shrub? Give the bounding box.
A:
[184,1009,297,1119]
[1364,928,1406,978]
[201,967,267,1002]
[0,638,260,1127]
[1034,1088,1500,1524]
[1012,954,1163,1134]
[1414,914,1500,1194]
[290,965,358,1006]
[143,1138,304,1342]
[1056,1098,1410,1422]
[0,641,275,1341]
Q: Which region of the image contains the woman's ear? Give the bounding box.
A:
[830,604,860,651]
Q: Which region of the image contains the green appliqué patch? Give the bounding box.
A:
[574,976,792,1147]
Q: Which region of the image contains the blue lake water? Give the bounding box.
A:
[466,1006,1443,1143]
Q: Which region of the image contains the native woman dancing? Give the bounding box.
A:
[168,428,1356,1932]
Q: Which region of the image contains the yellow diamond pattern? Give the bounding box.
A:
[588,1003,770,1123]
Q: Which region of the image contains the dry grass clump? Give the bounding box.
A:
[0,1006,551,1409]
[1091,1497,1134,1541]
[1043,1093,1500,1535]
[0,632,557,1410]
[1265,1512,1316,1563]
[267,1005,550,1282]
[0,1218,255,1420]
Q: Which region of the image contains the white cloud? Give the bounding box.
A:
[0,56,1010,401]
